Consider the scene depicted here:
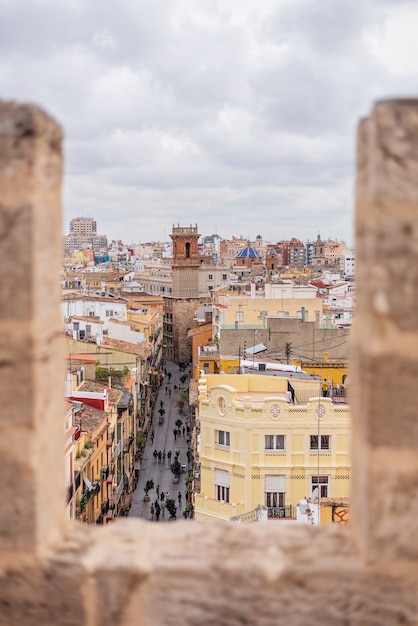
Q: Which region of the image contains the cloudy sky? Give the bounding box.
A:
[2,0,418,246]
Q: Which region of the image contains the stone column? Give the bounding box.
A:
[0,102,64,551]
[351,99,418,560]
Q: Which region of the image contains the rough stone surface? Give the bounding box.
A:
[0,101,64,551]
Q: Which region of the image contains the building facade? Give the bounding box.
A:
[194,373,350,522]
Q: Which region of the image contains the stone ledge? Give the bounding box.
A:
[0,521,416,626]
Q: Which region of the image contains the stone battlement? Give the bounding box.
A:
[1,99,418,625]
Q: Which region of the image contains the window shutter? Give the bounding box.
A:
[215,469,230,487]
[265,475,285,492]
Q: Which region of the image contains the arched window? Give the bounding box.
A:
[185,242,190,258]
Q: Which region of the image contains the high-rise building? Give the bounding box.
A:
[69,217,97,236]
[64,217,108,255]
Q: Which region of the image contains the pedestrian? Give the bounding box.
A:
[150,504,155,520]
[173,428,177,441]
[153,449,157,462]
[162,450,166,463]
[183,508,187,519]
[168,372,172,381]
[150,433,154,444]
[187,425,190,435]
[160,491,165,502]
[158,450,162,463]
[168,387,171,396]
[155,501,161,522]
[165,386,168,395]
[182,426,185,437]
[174,384,177,391]
[156,484,160,498]
[178,491,182,505]
[160,399,164,408]
[321,379,329,397]
[161,500,166,515]
[167,450,172,462]
[151,427,155,436]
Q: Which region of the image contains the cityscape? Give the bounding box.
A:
[1,0,417,617]
[64,216,353,526]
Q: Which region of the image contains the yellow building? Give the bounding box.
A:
[73,403,109,525]
[194,373,350,522]
[212,290,323,338]
[293,358,348,387]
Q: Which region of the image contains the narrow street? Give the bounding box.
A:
[129,360,193,522]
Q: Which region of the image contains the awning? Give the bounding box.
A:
[246,343,267,355]
[83,472,93,491]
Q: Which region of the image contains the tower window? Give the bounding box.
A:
[185,242,190,258]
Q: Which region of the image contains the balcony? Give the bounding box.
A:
[267,505,294,519]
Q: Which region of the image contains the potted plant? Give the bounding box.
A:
[144,479,154,501]
[170,451,182,484]
[166,497,177,520]
[136,431,146,450]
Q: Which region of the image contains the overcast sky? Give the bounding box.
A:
[2,0,418,246]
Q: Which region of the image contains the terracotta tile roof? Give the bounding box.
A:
[101,337,150,358]
[78,404,108,436]
[78,380,122,405]
[65,354,97,362]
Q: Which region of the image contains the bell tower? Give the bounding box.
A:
[164,224,201,365]
[170,224,200,298]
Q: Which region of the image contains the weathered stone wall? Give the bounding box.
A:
[172,298,199,364]
[1,99,418,626]
[0,102,64,553]
[220,318,351,361]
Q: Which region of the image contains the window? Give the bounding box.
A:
[310,435,330,450]
[106,310,114,317]
[222,274,227,280]
[265,475,286,508]
[208,286,213,291]
[217,430,230,446]
[185,242,190,258]
[311,475,329,498]
[235,311,244,322]
[265,435,285,450]
[215,469,230,502]
[208,274,213,280]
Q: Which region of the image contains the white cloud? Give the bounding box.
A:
[1,0,417,246]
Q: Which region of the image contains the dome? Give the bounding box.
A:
[237,246,262,259]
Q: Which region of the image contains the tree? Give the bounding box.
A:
[144,479,154,499]
[136,432,146,449]
[170,451,182,482]
[175,419,183,430]
[166,498,177,519]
